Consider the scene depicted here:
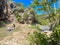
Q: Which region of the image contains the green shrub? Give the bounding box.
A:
[0,21,5,27]
[35,15,49,25]
[27,31,48,45]
[26,24,60,45]
[14,10,22,22]
[50,25,60,45]
[40,19,49,25]
[23,13,28,20]
[17,16,21,22]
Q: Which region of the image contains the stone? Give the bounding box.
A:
[40,25,50,31]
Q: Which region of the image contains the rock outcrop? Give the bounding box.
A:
[18,7,35,24]
[0,0,35,24]
[0,0,6,20]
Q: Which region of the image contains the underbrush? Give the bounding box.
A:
[14,10,22,22]
[0,21,6,27]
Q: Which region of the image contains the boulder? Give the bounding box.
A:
[40,25,50,31]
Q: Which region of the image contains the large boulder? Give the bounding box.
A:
[23,8,35,24]
[40,25,50,31]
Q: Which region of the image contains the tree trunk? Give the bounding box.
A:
[59,18,60,25]
[6,2,8,16]
[54,3,56,14]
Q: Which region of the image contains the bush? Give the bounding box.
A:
[27,25,60,45]
[14,10,22,22]
[27,31,48,45]
[23,13,28,20]
[40,19,49,25]
[50,25,60,45]
[35,15,49,25]
[0,21,5,27]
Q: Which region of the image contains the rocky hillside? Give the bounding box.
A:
[0,17,37,45]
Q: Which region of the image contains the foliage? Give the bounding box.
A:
[31,0,58,13]
[35,15,49,25]
[40,19,49,25]
[31,0,58,24]
[27,31,48,45]
[23,12,28,20]
[49,25,60,45]
[31,0,52,13]
[0,21,5,27]
[57,8,60,13]
[31,0,52,25]
[31,24,40,30]
[27,25,60,45]
[14,10,22,22]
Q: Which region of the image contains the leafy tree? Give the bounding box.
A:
[57,8,60,25]
[31,0,51,24]
[31,0,59,30]
[32,0,50,13]
[27,0,60,45]
[51,0,58,14]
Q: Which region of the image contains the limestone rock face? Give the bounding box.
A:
[18,7,35,24]
[7,2,17,13]
[0,0,18,20]
[0,0,35,24]
[0,0,6,19]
